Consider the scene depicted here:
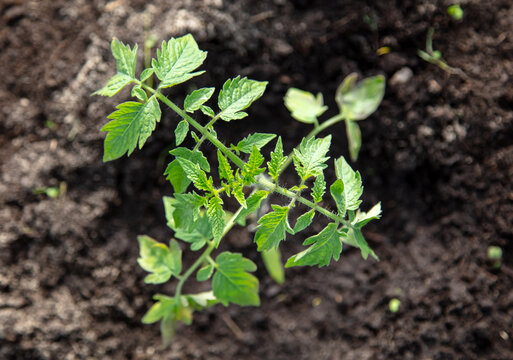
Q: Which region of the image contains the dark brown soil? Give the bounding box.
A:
[1,0,513,359]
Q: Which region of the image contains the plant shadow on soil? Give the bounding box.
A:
[1,0,512,359]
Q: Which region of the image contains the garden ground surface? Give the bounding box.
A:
[1,0,513,359]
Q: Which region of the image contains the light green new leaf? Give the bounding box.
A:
[233,133,276,154]
[268,137,286,181]
[101,97,161,162]
[131,86,148,102]
[353,202,382,228]
[311,172,326,203]
[140,68,154,82]
[345,119,362,161]
[346,228,378,260]
[293,135,331,180]
[334,156,363,211]
[233,190,269,224]
[184,87,215,112]
[212,252,260,306]
[292,209,315,234]
[200,105,215,118]
[207,196,225,246]
[196,264,214,281]
[165,148,209,193]
[217,150,234,183]
[286,223,342,268]
[174,120,189,146]
[231,182,246,208]
[241,146,266,184]
[336,74,385,121]
[152,34,207,88]
[176,157,214,193]
[261,248,285,284]
[254,205,290,251]
[137,236,182,284]
[94,38,137,96]
[217,76,267,121]
[330,179,346,217]
[142,295,175,324]
[284,88,328,124]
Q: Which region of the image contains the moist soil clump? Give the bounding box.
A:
[1,1,512,359]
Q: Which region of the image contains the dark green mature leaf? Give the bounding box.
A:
[268,137,286,181]
[254,205,290,251]
[330,179,346,217]
[311,173,326,203]
[336,74,385,121]
[101,97,161,162]
[94,38,137,96]
[233,190,269,224]
[217,76,267,121]
[293,135,331,180]
[152,34,207,89]
[177,157,214,193]
[241,146,265,184]
[284,88,328,124]
[233,133,276,154]
[212,252,260,306]
[286,223,342,268]
[345,119,362,162]
[334,157,363,211]
[137,236,182,284]
[184,87,215,112]
[174,120,189,146]
[207,196,225,246]
[292,209,315,234]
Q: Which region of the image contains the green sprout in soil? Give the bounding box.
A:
[447,4,464,21]
[389,298,401,313]
[94,34,385,344]
[417,27,463,76]
[487,245,503,270]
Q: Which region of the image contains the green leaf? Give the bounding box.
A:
[174,120,189,146]
[101,97,161,162]
[137,236,182,284]
[165,148,209,194]
[233,190,269,224]
[207,196,225,246]
[231,183,246,208]
[346,228,378,260]
[293,135,331,180]
[254,205,290,251]
[177,157,214,193]
[163,194,204,231]
[285,223,342,268]
[241,146,266,184]
[131,86,148,102]
[94,38,137,96]
[140,68,154,82]
[233,133,277,154]
[217,150,234,183]
[184,87,215,112]
[284,88,328,124]
[268,137,286,181]
[152,34,207,89]
[311,173,326,203]
[261,248,285,284]
[334,157,363,211]
[217,76,267,121]
[336,74,385,121]
[330,179,346,217]
[142,295,174,324]
[345,119,362,162]
[292,209,315,234]
[353,202,381,228]
[212,252,260,306]
[174,211,212,251]
[200,105,215,118]
[196,264,214,281]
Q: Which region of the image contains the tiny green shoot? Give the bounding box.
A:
[417,27,464,76]
[487,245,502,270]
[94,34,384,343]
[447,4,463,21]
[389,298,401,313]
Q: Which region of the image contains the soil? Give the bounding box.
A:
[1,0,513,359]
